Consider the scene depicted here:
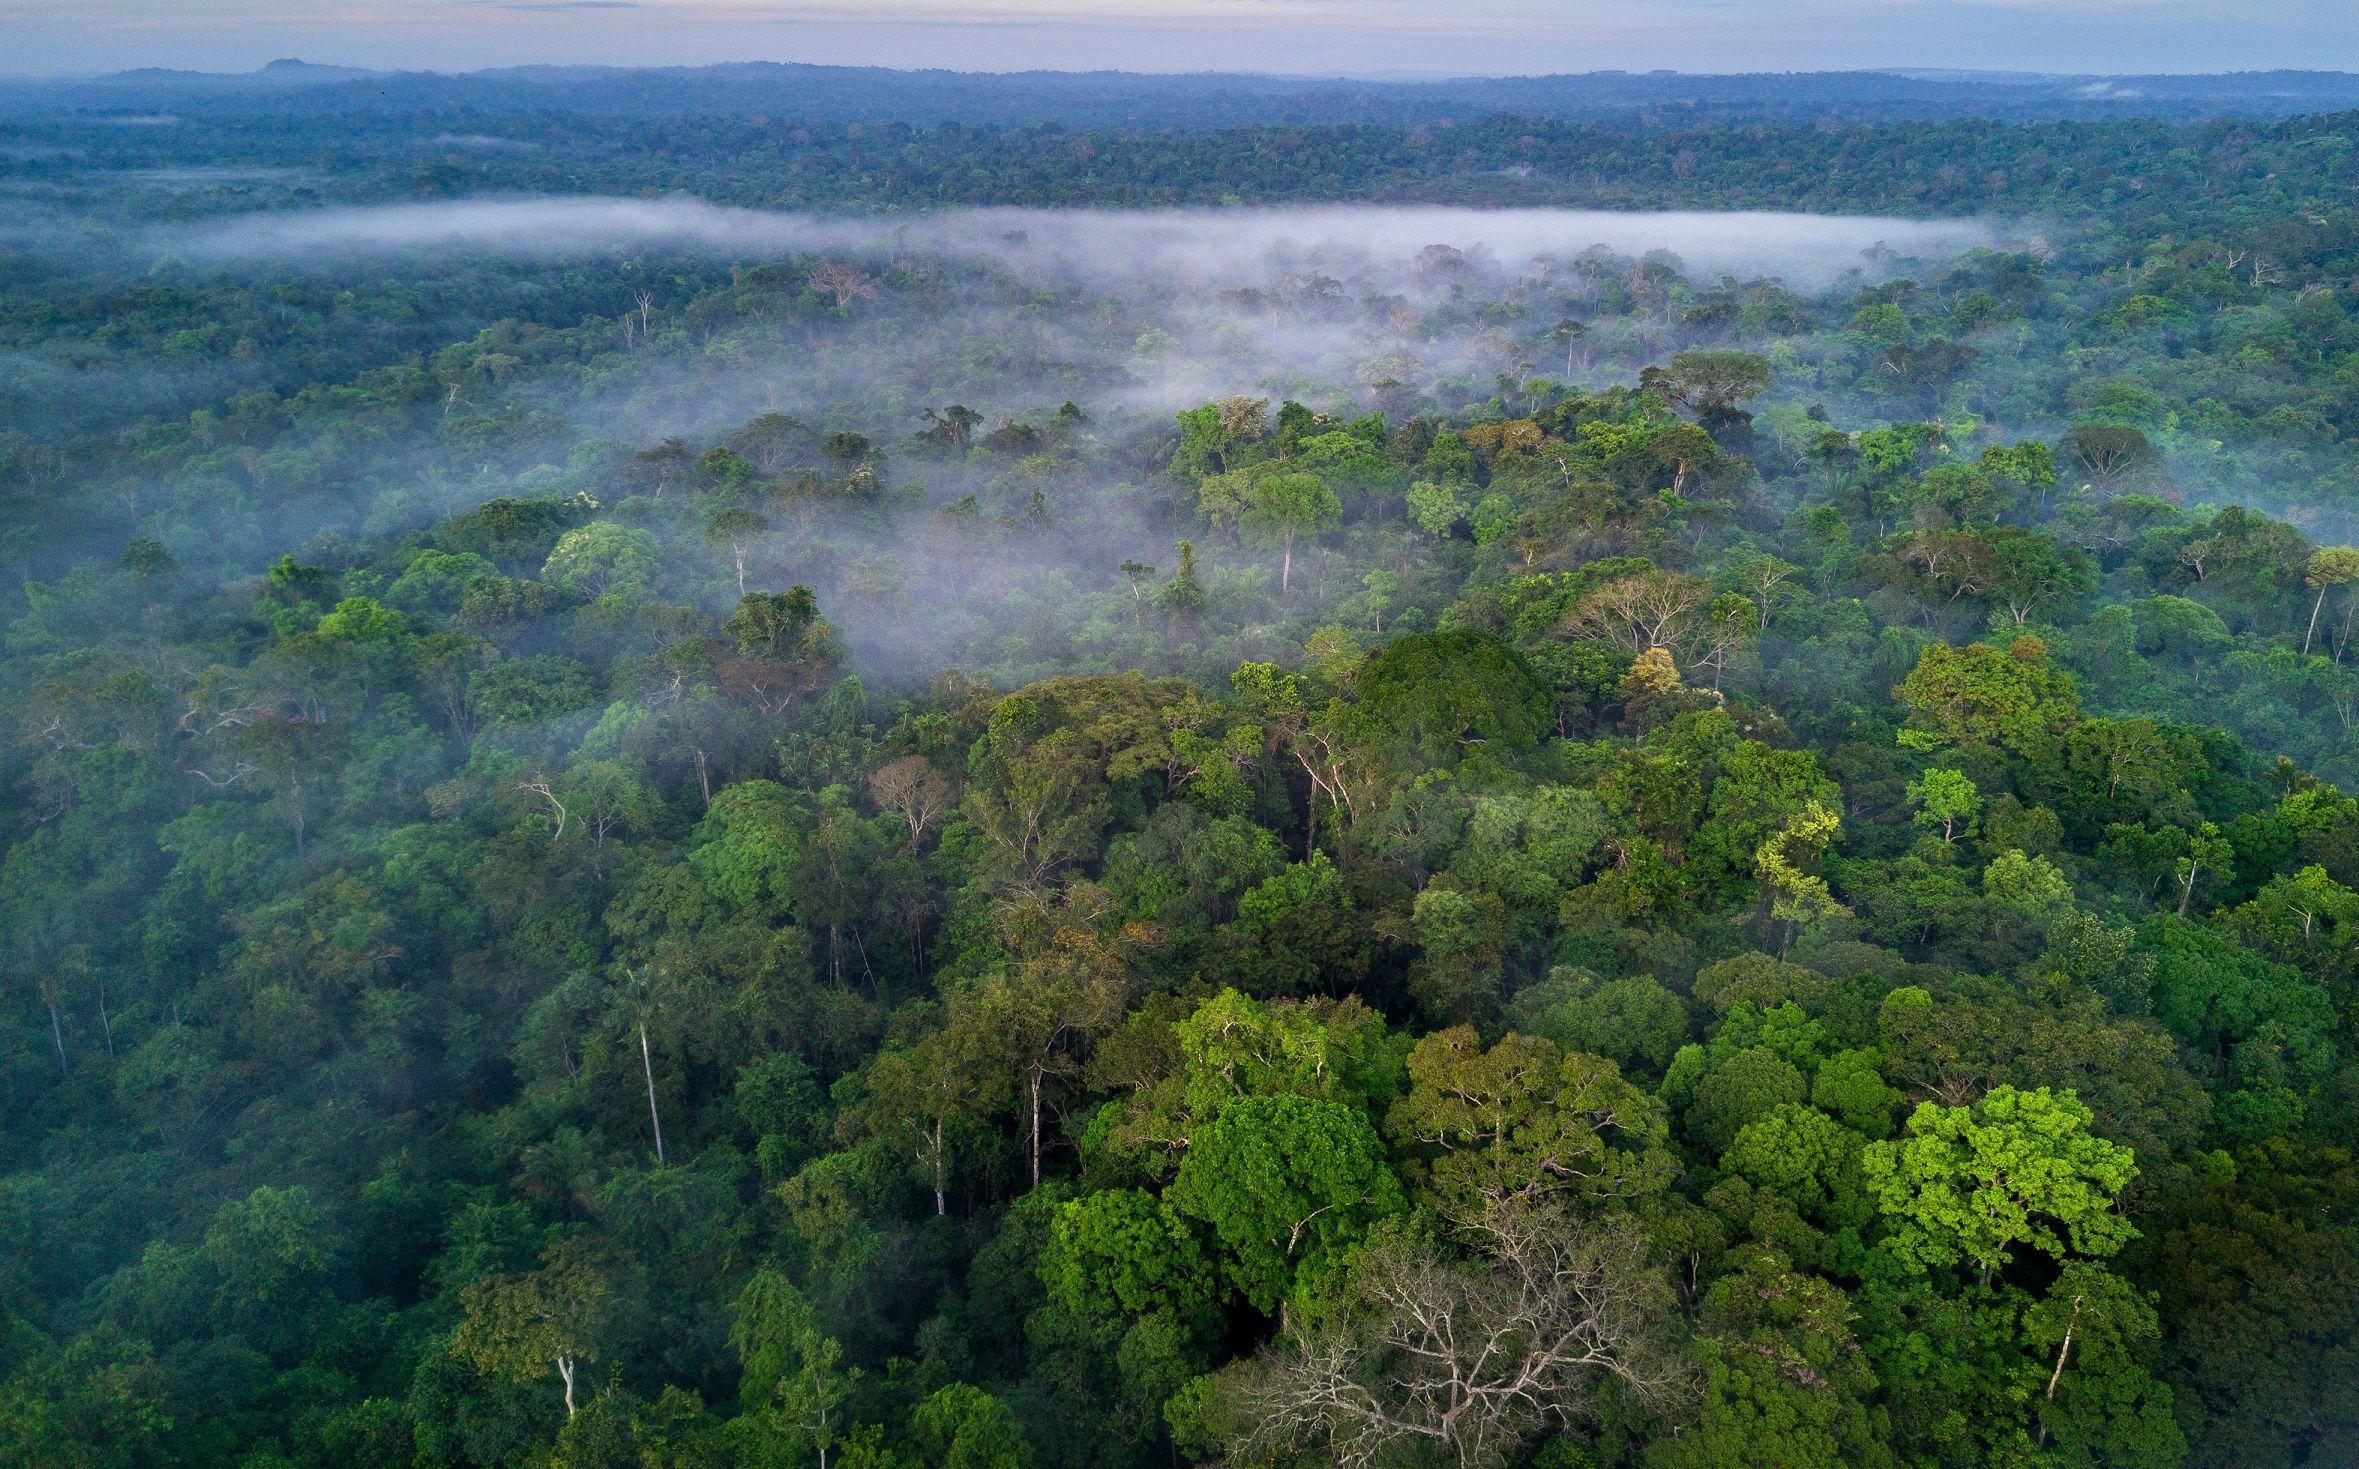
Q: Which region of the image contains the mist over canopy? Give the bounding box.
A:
[172,198,2009,291]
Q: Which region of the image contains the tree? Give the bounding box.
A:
[919,403,982,451]
[1407,480,1470,539]
[868,755,952,847]
[1166,1093,1403,1314]
[910,1384,1031,1469]
[1509,972,1690,1080]
[966,957,1126,1187]
[1863,1086,2137,1286]
[1895,635,2081,753]
[1722,1105,1876,1235]
[862,1022,988,1215]
[1982,526,2092,625]
[1907,767,1980,844]
[806,261,877,311]
[732,1270,855,1469]
[1357,629,1552,768]
[1547,317,1590,377]
[2021,1263,2186,1468]
[705,507,769,596]
[542,522,659,601]
[1652,350,1773,433]
[1239,470,1340,596]
[452,1238,617,1419]
[2302,547,2359,656]
[1650,1247,1891,1469]
[728,410,815,470]
[2173,820,2232,917]
[1983,848,2075,933]
[1980,439,2061,521]
[1185,1213,1680,1469]
[1173,396,1270,480]
[1565,570,1714,655]
[1117,558,1156,626]
[1159,540,1206,618]
[117,535,175,582]
[2058,424,2158,490]
[618,967,670,1165]
[1385,1027,1672,1217]
[1685,1047,1810,1156]
[721,587,843,716]
[1166,987,1403,1123]
[1727,553,1803,632]
[1042,1188,1222,1331]
[1754,800,1847,953]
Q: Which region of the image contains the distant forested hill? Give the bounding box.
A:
[6,61,2359,129]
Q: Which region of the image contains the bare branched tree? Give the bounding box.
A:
[1562,571,1713,655]
[1198,1211,1686,1469]
[806,261,878,312]
[869,754,953,847]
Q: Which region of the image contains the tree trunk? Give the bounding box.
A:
[1280,540,1293,596]
[2037,1293,2085,1448]
[46,999,66,1075]
[640,1020,667,1167]
[2305,584,2328,656]
[558,1354,578,1419]
[2045,1296,2083,1401]
[933,1117,947,1215]
[1029,1067,1044,1188]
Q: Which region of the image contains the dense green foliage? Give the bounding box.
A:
[5,80,2359,1469]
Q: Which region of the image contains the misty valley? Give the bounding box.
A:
[3,66,2359,1469]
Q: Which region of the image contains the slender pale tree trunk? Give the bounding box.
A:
[932,1117,947,1215]
[2037,1293,2085,1448]
[640,1020,666,1166]
[2045,1296,2083,1401]
[557,1354,578,1418]
[1029,1066,1044,1188]
[2305,584,2328,656]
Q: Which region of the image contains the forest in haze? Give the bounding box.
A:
[3,65,2359,1469]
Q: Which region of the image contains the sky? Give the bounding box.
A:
[4,0,2356,79]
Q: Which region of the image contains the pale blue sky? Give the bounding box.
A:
[5,0,2355,78]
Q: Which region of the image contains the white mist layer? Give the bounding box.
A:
[172,198,2011,289]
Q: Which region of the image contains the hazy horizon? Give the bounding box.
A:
[17,58,2359,84]
[5,1,2356,82]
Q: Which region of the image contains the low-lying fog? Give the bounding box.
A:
[19,194,2064,686]
[172,197,2012,292]
[142,198,2022,462]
